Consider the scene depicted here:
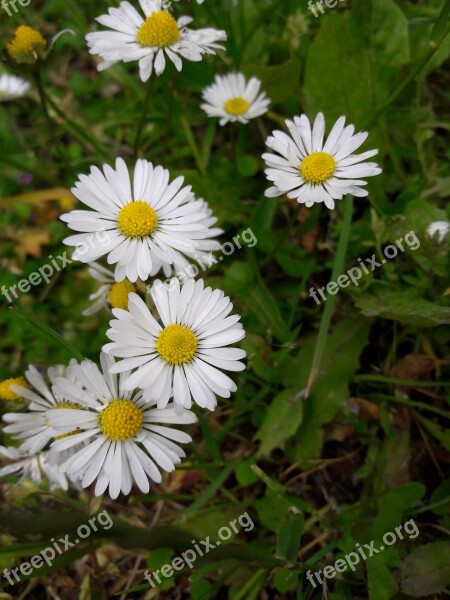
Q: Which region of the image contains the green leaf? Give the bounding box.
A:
[354,292,450,327]
[256,388,304,455]
[303,0,410,125]
[273,568,299,593]
[241,59,301,104]
[287,316,370,459]
[367,557,398,600]
[237,155,259,177]
[276,512,303,565]
[399,542,450,597]
[369,482,425,540]
[429,479,450,515]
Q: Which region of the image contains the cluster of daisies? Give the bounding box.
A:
[2,0,445,501]
[0,275,246,498]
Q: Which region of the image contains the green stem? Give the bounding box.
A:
[304,195,354,398]
[44,93,108,157]
[353,374,450,388]
[180,115,206,177]
[133,77,153,160]
[33,70,67,168]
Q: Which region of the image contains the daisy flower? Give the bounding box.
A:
[83,263,137,316]
[2,362,80,455]
[0,376,29,402]
[0,446,69,491]
[0,74,31,102]
[427,221,449,244]
[263,112,382,210]
[201,72,270,125]
[201,73,270,125]
[47,352,197,499]
[61,158,222,283]
[7,26,46,64]
[85,0,227,82]
[103,278,246,411]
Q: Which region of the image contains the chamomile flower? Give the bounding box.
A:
[47,352,197,499]
[0,446,69,491]
[201,72,270,125]
[0,74,31,102]
[61,158,222,283]
[7,26,46,64]
[427,221,450,244]
[85,0,227,82]
[83,263,137,316]
[2,362,80,454]
[0,376,29,402]
[103,278,246,411]
[263,113,382,210]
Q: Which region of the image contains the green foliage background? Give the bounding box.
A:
[0,0,449,598]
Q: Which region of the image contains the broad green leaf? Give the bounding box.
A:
[286,316,370,459]
[367,557,398,600]
[304,0,410,125]
[273,568,299,593]
[399,542,450,597]
[369,482,425,540]
[256,388,304,455]
[276,512,303,565]
[429,479,450,515]
[354,292,450,327]
[241,59,301,104]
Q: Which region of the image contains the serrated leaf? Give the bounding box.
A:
[354,292,450,327]
[399,542,450,597]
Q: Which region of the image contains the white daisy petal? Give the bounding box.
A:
[62,160,220,283]
[105,278,246,410]
[86,1,227,82]
[263,113,382,209]
[44,351,196,499]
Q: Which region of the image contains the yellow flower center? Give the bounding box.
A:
[0,377,29,402]
[7,26,46,64]
[224,97,250,116]
[100,399,143,441]
[117,201,158,238]
[300,152,336,184]
[51,402,80,439]
[157,324,198,365]
[108,281,137,310]
[137,11,180,48]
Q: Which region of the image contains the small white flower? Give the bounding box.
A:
[103,278,246,411]
[0,73,30,102]
[0,446,70,491]
[82,263,137,316]
[263,112,382,209]
[47,352,197,499]
[201,72,270,125]
[86,0,227,82]
[427,221,450,244]
[61,158,222,283]
[2,362,80,454]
